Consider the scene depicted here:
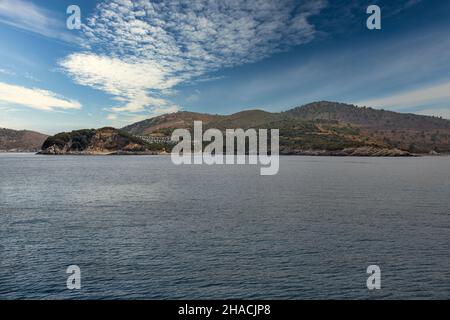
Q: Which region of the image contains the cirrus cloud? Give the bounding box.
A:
[59,0,327,119]
[0,0,82,44]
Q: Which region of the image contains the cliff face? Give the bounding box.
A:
[0,128,48,152]
[40,127,166,155]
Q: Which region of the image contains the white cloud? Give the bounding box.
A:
[0,0,81,44]
[60,0,327,118]
[60,53,173,95]
[60,53,178,113]
[356,82,450,110]
[0,82,81,111]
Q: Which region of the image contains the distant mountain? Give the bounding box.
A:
[0,128,48,152]
[122,101,450,155]
[40,127,168,155]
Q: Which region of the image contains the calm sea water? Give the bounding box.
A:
[0,154,449,299]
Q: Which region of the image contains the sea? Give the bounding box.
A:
[0,154,448,299]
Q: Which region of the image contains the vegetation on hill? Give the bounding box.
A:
[42,129,96,150]
[285,102,450,153]
[286,101,450,130]
[40,127,169,155]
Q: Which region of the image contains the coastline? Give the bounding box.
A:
[3,149,449,157]
[1,151,447,157]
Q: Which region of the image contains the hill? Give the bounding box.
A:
[39,127,169,155]
[285,101,450,129]
[285,102,450,153]
[0,128,48,152]
[122,102,450,155]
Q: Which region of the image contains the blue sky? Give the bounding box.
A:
[0,0,449,134]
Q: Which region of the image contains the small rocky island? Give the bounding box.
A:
[39,127,168,155]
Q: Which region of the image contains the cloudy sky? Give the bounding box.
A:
[0,0,449,134]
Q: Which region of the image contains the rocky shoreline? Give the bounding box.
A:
[281,146,415,157]
[37,150,165,155]
[37,148,419,157]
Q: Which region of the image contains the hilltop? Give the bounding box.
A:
[286,101,449,129]
[0,128,48,152]
[123,111,223,136]
[285,102,450,153]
